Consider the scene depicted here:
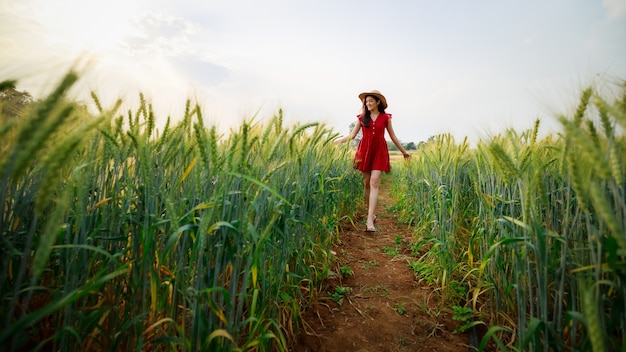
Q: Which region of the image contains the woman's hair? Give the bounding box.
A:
[361,95,386,127]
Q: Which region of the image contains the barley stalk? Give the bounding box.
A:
[582,283,607,352]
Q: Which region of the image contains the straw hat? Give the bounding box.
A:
[358,90,388,109]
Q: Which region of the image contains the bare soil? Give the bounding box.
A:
[292,175,472,352]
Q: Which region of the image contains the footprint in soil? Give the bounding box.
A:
[292,176,473,352]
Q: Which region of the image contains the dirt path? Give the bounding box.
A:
[293,175,470,352]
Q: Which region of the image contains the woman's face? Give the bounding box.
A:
[365,96,379,112]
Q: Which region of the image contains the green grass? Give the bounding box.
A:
[0,71,363,351]
[361,260,379,270]
[3,69,625,352]
[328,286,351,305]
[391,80,626,351]
[340,265,354,277]
[393,302,406,315]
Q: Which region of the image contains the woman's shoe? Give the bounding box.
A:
[365,215,377,222]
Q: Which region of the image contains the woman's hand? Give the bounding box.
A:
[334,136,348,144]
[402,152,411,159]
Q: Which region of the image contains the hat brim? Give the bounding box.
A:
[358,91,388,109]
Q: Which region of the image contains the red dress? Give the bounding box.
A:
[353,113,391,172]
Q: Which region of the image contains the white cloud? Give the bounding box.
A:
[603,0,626,20]
[2,1,625,145]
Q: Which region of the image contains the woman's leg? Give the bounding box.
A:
[366,170,382,229]
[361,171,371,210]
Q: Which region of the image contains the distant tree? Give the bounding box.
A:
[0,82,34,118]
[387,141,419,151]
[348,122,361,147]
[0,79,17,91]
[348,122,361,138]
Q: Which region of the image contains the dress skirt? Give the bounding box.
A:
[353,113,391,172]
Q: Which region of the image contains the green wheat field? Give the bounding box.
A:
[1,71,625,351]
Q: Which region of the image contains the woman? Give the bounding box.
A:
[335,90,411,232]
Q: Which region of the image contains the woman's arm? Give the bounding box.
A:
[335,119,362,144]
[386,119,411,159]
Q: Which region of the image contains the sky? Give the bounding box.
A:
[1,0,625,144]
